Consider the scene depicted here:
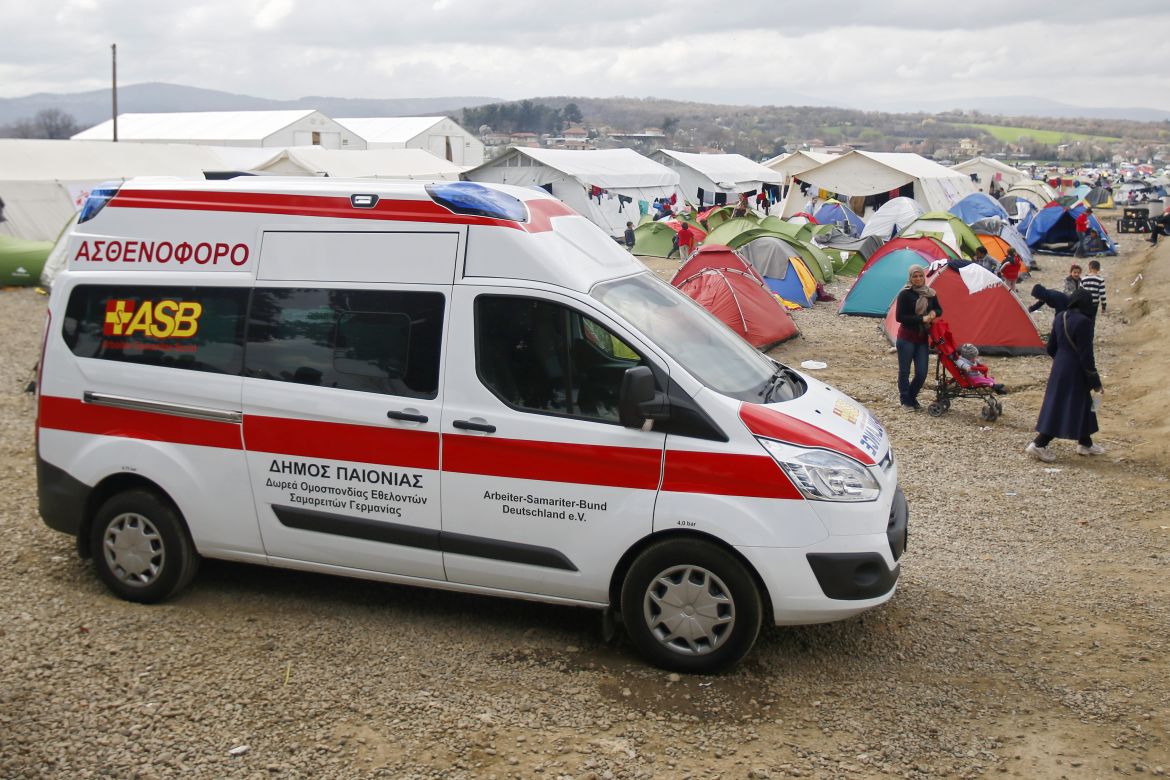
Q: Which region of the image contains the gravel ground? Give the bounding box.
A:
[1,229,1168,779]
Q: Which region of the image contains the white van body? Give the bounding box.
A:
[37,178,907,672]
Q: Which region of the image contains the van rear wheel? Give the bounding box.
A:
[620,539,762,673]
[90,490,199,604]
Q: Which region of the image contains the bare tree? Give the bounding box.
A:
[2,109,81,139]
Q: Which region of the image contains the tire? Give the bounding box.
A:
[90,490,199,604]
[927,401,944,417]
[620,539,762,673]
[980,404,998,422]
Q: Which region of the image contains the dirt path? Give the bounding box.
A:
[0,228,1167,779]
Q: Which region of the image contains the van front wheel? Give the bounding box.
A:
[90,490,199,604]
[620,539,762,673]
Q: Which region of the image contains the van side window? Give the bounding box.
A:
[62,285,248,375]
[476,296,642,423]
[246,289,443,399]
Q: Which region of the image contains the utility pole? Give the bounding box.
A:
[111,43,118,142]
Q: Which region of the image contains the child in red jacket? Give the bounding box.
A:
[999,249,1023,292]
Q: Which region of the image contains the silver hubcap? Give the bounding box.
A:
[103,512,164,587]
[643,565,735,655]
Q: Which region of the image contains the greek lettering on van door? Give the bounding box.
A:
[73,239,250,267]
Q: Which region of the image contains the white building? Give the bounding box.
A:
[72,110,365,149]
[335,117,484,166]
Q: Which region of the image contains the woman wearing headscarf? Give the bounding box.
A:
[894,265,942,411]
[1025,289,1104,462]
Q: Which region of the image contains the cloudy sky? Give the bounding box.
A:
[4,0,1170,112]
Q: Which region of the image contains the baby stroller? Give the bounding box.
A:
[926,319,1004,422]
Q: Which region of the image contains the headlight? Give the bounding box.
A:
[758,438,880,502]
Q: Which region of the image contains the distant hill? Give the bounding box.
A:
[0,83,503,129]
[867,95,1170,123]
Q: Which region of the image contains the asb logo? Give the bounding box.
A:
[104,299,203,338]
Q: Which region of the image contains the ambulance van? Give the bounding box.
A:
[36,178,908,672]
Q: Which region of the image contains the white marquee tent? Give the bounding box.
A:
[782,151,976,217]
[72,110,366,149]
[463,147,679,237]
[251,147,463,179]
[648,150,783,208]
[762,151,839,184]
[951,156,1027,192]
[335,117,485,167]
[0,139,242,241]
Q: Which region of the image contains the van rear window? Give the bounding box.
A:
[62,285,248,375]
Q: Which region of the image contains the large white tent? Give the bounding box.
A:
[463,147,679,237]
[763,151,839,184]
[951,156,1027,193]
[335,117,485,166]
[251,147,463,179]
[0,139,241,241]
[782,151,976,217]
[648,150,783,207]
[73,110,366,149]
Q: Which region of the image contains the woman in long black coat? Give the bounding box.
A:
[1025,290,1104,462]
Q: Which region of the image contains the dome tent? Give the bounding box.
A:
[857,235,958,277]
[671,245,798,349]
[839,248,937,317]
[881,260,1045,356]
[860,197,925,241]
[736,236,819,308]
[948,192,1010,225]
[1024,203,1117,256]
[899,211,983,257]
[812,199,865,236]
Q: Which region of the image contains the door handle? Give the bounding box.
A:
[452,419,496,433]
[387,410,429,423]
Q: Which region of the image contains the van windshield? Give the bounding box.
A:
[591,272,780,400]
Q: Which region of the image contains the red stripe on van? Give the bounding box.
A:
[38,396,243,450]
[739,402,875,466]
[442,434,662,489]
[107,190,569,233]
[243,415,439,470]
[663,450,801,499]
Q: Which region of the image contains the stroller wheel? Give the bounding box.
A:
[927,401,945,417]
[981,404,999,422]
[941,398,951,412]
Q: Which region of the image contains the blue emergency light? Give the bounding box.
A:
[426,181,527,223]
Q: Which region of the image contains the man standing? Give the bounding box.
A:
[1074,207,1092,257]
[677,222,697,263]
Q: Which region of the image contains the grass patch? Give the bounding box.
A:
[963,123,1121,144]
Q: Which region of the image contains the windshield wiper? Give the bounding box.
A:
[759,366,791,404]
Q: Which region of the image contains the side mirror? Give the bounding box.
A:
[619,366,670,428]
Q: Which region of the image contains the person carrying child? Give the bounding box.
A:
[954,343,1007,395]
[1080,259,1107,315]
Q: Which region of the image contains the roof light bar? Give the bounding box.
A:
[426,182,527,223]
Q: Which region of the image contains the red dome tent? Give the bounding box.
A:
[672,245,798,349]
[881,260,1044,356]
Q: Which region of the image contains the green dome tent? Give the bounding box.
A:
[899,211,983,258]
[0,235,52,286]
